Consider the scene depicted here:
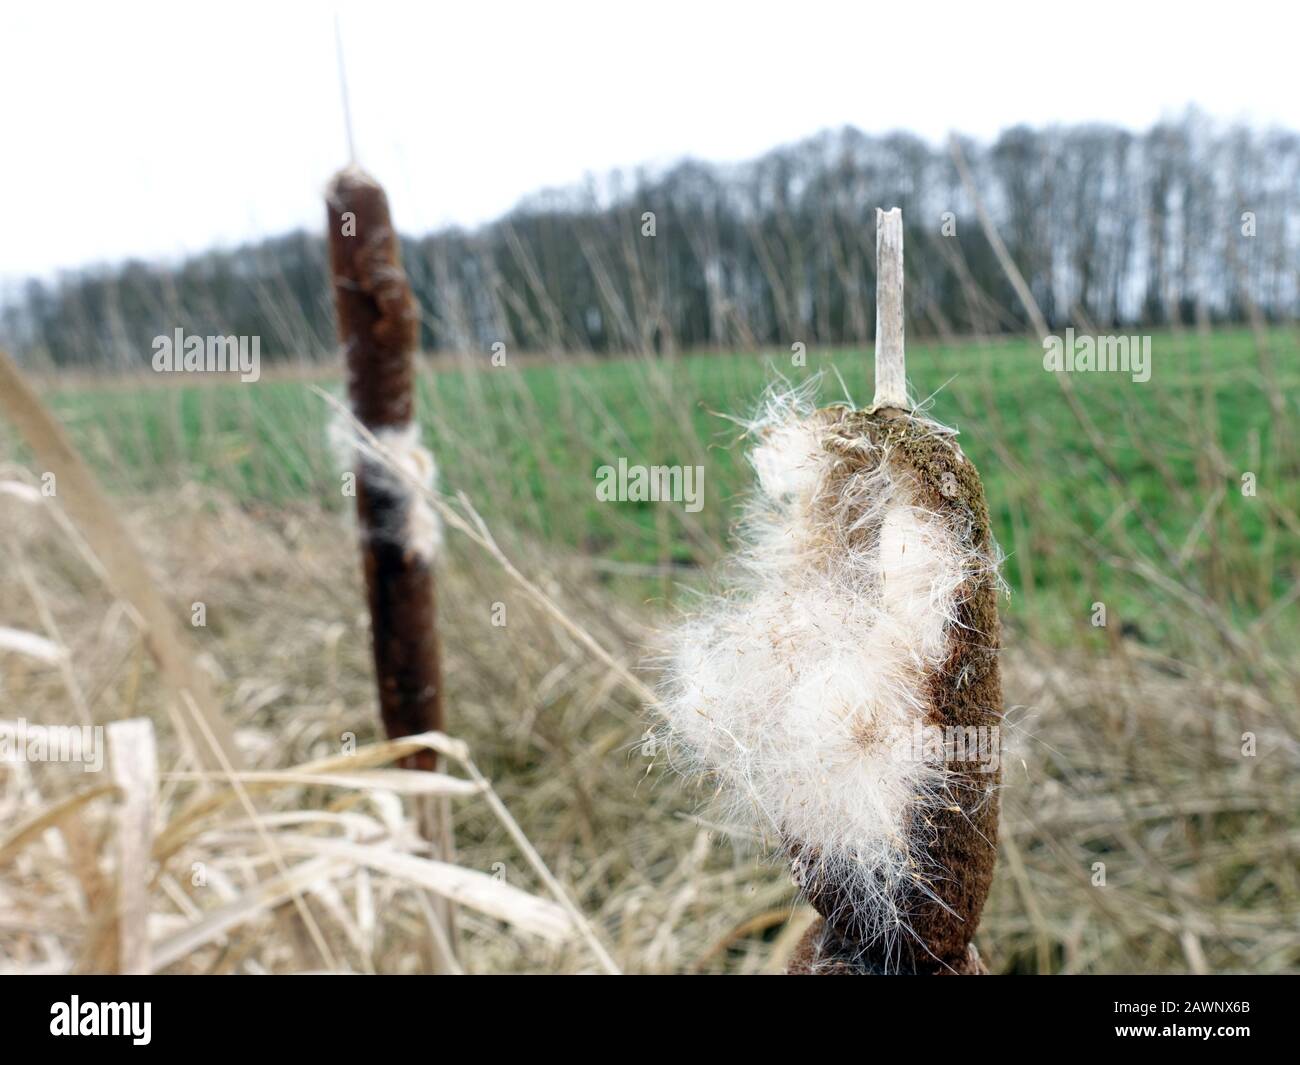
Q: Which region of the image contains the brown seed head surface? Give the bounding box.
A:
[327,166,419,429]
[326,167,442,772]
[798,406,1003,974]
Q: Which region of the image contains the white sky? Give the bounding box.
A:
[2,0,1296,282]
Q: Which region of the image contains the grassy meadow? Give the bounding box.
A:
[2,326,1298,974]
[40,327,1299,644]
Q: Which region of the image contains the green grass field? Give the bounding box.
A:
[33,327,1300,650]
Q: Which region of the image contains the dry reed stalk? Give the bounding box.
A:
[108,718,158,974]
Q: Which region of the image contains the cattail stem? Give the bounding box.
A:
[326,167,443,772]
[872,207,908,411]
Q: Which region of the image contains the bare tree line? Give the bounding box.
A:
[5,112,1297,367]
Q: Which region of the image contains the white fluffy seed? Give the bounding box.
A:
[656,390,996,949]
[329,413,443,563]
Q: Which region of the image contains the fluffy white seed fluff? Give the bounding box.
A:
[329,414,442,563]
[657,390,992,950]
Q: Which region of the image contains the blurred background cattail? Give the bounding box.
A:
[326,165,444,772]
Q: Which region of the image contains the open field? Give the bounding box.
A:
[32,327,1300,644]
[2,327,1298,974]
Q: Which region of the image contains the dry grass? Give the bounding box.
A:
[1,466,1296,974]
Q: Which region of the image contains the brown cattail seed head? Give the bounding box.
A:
[656,394,1003,974]
[796,408,1002,973]
[327,166,419,429]
[326,167,442,772]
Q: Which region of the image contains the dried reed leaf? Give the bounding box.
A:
[0,480,43,504]
[149,856,349,972]
[275,835,574,943]
[0,783,115,866]
[154,731,470,859]
[0,625,65,664]
[167,769,483,798]
[0,349,241,772]
[108,718,158,974]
